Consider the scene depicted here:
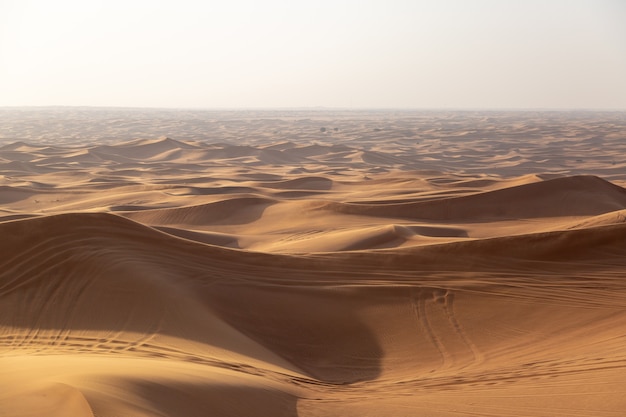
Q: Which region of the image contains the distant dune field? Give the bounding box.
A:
[1,109,626,416]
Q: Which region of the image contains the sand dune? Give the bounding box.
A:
[124,196,277,226]
[317,174,626,221]
[1,109,626,416]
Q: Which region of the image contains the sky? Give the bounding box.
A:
[1,0,625,109]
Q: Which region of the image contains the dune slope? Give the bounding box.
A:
[1,110,626,416]
[2,212,626,416]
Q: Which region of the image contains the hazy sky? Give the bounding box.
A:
[1,0,625,109]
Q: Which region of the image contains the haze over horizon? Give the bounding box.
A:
[1,0,625,110]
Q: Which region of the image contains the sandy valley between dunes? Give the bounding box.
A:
[1,108,626,416]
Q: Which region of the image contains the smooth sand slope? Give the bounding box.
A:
[1,109,626,416]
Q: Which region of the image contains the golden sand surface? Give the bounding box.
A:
[1,108,626,416]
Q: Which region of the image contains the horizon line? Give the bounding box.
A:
[1,105,626,112]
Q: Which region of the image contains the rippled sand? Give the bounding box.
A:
[1,109,626,416]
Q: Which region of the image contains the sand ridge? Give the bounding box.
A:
[1,109,626,416]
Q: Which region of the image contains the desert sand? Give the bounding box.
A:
[1,108,626,416]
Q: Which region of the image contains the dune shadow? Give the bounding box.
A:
[86,380,298,417]
[205,283,384,384]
